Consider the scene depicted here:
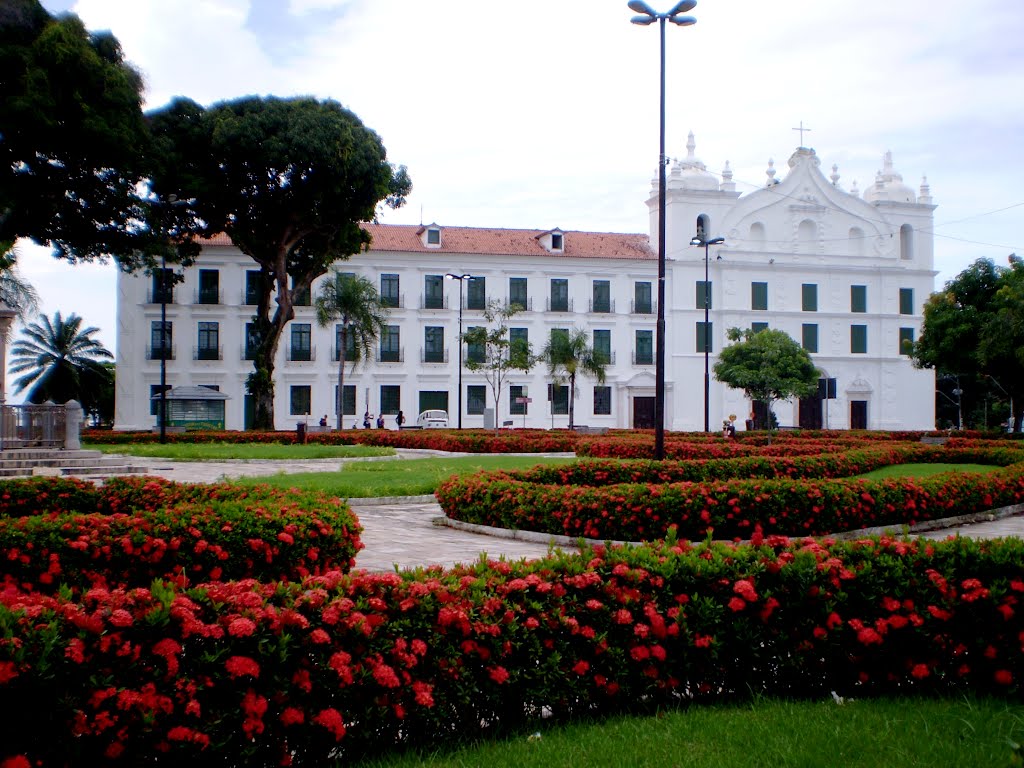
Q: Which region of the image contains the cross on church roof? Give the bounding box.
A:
[792,121,812,148]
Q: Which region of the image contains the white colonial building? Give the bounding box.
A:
[114,137,936,432]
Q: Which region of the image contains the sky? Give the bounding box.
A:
[12,0,1024,391]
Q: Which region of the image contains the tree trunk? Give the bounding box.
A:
[246,266,294,430]
[568,373,576,430]
[336,325,347,431]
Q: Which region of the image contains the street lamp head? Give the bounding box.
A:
[628,0,657,16]
[707,236,725,245]
[631,14,657,24]
[667,0,697,14]
[689,236,704,247]
[668,14,696,25]
[445,273,475,281]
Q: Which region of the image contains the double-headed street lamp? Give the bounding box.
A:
[690,234,724,433]
[445,273,476,429]
[629,0,697,460]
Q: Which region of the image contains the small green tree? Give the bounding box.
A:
[314,270,390,430]
[9,311,113,411]
[713,327,818,432]
[463,300,534,432]
[542,327,607,430]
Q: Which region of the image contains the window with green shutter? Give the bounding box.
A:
[851,325,867,354]
[899,288,914,315]
[751,281,768,311]
[802,323,818,353]
[851,285,866,313]
[802,284,818,312]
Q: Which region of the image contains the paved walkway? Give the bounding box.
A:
[117,453,1024,573]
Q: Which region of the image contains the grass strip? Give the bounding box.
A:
[89,442,394,460]
[237,455,581,497]
[855,463,1002,480]
[351,696,1024,768]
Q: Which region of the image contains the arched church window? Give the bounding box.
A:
[696,214,709,238]
[749,222,765,245]
[798,219,816,251]
[849,227,864,256]
[900,224,913,260]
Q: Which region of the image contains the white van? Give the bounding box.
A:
[417,410,449,429]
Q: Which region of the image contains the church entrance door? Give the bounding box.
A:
[633,397,655,429]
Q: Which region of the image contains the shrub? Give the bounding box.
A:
[0,477,363,592]
[0,535,1021,766]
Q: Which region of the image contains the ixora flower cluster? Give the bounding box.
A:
[1,532,1022,766]
[437,443,1024,541]
[82,427,584,453]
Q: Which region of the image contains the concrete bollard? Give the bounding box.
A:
[64,400,83,450]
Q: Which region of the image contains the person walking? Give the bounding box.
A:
[363,411,371,429]
[396,410,405,429]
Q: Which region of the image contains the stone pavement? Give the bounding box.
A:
[113,452,1024,573]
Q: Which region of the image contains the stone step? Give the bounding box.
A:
[0,449,106,461]
[0,465,149,479]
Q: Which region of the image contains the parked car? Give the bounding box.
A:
[417,409,449,429]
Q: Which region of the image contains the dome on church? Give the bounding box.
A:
[671,132,719,191]
[863,150,916,204]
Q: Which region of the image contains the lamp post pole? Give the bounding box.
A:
[445,273,475,429]
[159,253,168,443]
[629,0,697,459]
[690,235,724,432]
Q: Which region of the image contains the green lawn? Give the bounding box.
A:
[351,696,1023,768]
[89,442,394,461]
[236,455,580,497]
[856,463,1003,480]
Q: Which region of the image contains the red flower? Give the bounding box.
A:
[0,661,18,684]
[573,660,590,675]
[910,663,930,680]
[1,757,31,768]
[488,666,510,684]
[309,628,331,644]
[228,618,257,637]
[280,707,305,726]
[995,669,1013,686]
[733,579,758,602]
[412,680,435,707]
[167,726,211,748]
[856,628,883,646]
[65,638,85,664]
[372,662,401,689]
[314,708,347,740]
[694,634,713,648]
[225,655,260,679]
[728,597,747,613]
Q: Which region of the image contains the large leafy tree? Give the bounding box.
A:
[912,257,1024,432]
[463,301,534,432]
[542,327,607,430]
[713,328,818,430]
[0,0,159,265]
[148,96,411,429]
[9,311,113,414]
[0,250,40,320]
[314,270,390,430]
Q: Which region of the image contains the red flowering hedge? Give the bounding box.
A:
[436,446,1024,541]
[0,477,362,592]
[81,428,583,453]
[1,534,1021,766]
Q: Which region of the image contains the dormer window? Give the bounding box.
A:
[419,223,442,248]
[536,228,565,253]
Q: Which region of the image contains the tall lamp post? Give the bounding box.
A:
[629,0,697,460]
[690,235,724,432]
[445,273,475,429]
[158,252,169,443]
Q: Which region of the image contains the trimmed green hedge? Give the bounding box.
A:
[436,446,1024,541]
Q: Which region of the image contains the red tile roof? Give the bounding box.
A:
[201,224,654,261]
[364,224,654,260]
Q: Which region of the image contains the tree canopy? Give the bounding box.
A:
[713,327,818,427]
[0,0,156,264]
[912,257,1024,431]
[464,301,533,431]
[542,327,606,431]
[314,271,390,430]
[147,95,411,429]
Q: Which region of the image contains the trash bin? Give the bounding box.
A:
[296,421,307,444]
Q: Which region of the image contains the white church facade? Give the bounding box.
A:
[114,138,937,432]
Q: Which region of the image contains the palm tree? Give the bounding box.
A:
[315,270,390,430]
[9,312,113,408]
[542,327,607,431]
[0,249,41,321]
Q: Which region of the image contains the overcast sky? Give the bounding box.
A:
[14,0,1024,379]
